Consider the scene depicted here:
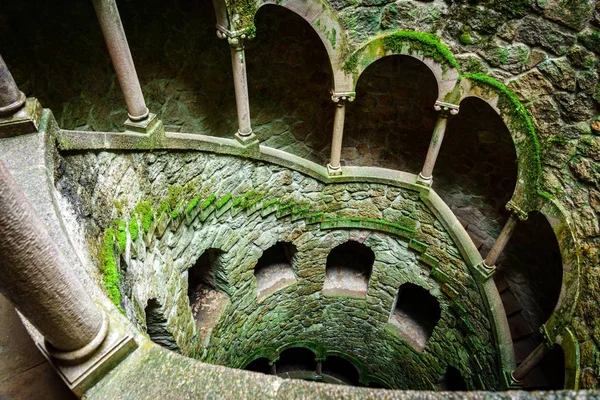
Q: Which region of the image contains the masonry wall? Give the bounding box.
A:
[57,150,503,390]
[2,0,600,387]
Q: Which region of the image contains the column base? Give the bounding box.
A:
[235,130,259,147]
[416,172,433,187]
[327,163,342,176]
[124,113,162,136]
[474,261,496,281]
[0,98,43,138]
[506,370,523,389]
[38,309,137,397]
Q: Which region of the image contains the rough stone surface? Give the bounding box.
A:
[58,151,501,390]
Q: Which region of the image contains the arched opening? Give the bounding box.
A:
[321,355,361,386]
[276,347,317,376]
[521,345,566,390]
[0,0,237,134]
[244,357,273,375]
[495,212,563,390]
[247,5,334,164]
[255,242,297,300]
[436,97,518,257]
[187,248,229,337]
[323,241,374,297]
[144,298,179,352]
[390,283,441,351]
[438,366,468,391]
[343,55,438,170]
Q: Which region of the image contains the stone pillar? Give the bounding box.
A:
[92,0,160,134]
[0,162,107,363]
[0,55,42,137]
[477,202,528,279]
[218,31,257,146]
[327,93,354,176]
[511,343,551,383]
[0,55,25,116]
[417,101,460,186]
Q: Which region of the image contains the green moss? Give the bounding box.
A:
[382,31,459,70]
[344,31,459,74]
[171,201,184,219]
[216,193,233,209]
[262,198,279,209]
[116,220,127,251]
[186,194,202,216]
[459,32,474,45]
[497,48,509,64]
[134,200,154,233]
[167,185,183,211]
[101,228,121,307]
[462,73,541,199]
[128,215,139,242]
[202,194,217,210]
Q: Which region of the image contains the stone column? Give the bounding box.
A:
[0,55,42,137]
[218,31,257,145]
[511,343,551,383]
[0,55,25,116]
[417,101,459,186]
[93,0,160,134]
[327,93,354,176]
[0,162,107,363]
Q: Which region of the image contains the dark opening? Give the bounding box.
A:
[245,357,272,375]
[187,248,229,338]
[367,380,390,389]
[391,283,441,351]
[322,356,361,386]
[344,55,438,170]
[255,242,297,299]
[520,345,566,391]
[438,366,468,391]
[144,299,179,352]
[436,97,517,256]
[276,347,317,374]
[324,241,374,297]
[188,248,225,298]
[248,5,334,164]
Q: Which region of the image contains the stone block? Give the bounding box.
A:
[0,98,43,138]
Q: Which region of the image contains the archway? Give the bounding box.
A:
[145,298,179,352]
[435,96,518,257]
[255,241,297,300]
[343,55,438,171]
[390,283,441,351]
[246,5,334,164]
[323,241,374,297]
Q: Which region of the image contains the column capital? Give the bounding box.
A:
[506,200,528,221]
[331,92,355,105]
[434,100,460,118]
[216,28,251,49]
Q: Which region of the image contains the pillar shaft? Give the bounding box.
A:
[512,343,551,382]
[419,115,448,181]
[230,42,252,136]
[485,214,519,267]
[92,0,149,121]
[0,55,25,116]
[0,162,104,352]
[328,101,346,170]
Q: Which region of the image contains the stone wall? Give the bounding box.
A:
[57,150,503,390]
[3,0,600,388]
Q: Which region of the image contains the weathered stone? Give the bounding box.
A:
[567,45,596,68]
[538,0,594,30]
[481,41,530,74]
[507,70,553,101]
[516,16,576,55]
[538,59,577,91]
[555,92,597,123]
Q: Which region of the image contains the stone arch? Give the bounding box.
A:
[536,198,581,345]
[344,31,460,102]
[144,298,180,352]
[323,240,374,298]
[212,0,352,93]
[458,76,542,213]
[322,351,364,385]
